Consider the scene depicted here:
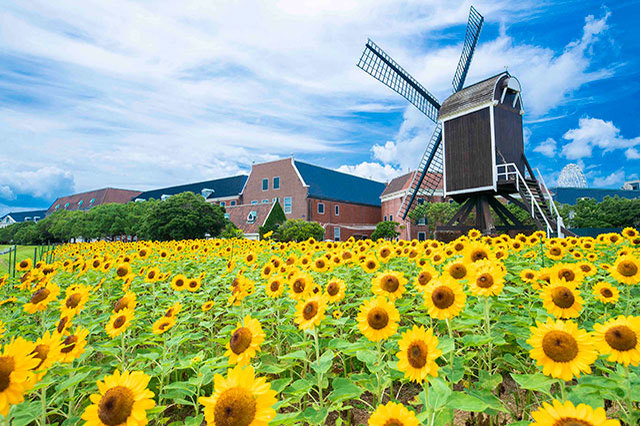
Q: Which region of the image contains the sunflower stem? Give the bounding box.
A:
[625,284,632,316]
[423,379,431,425]
[313,327,323,406]
[445,318,455,385]
[376,339,386,406]
[40,385,47,426]
[120,331,127,370]
[559,380,566,401]
[625,364,636,425]
[484,297,492,375]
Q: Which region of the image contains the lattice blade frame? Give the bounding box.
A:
[358,39,440,123]
[452,6,484,93]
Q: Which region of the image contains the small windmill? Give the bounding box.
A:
[358,6,570,238]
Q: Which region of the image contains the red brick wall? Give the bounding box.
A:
[308,198,380,241]
[241,158,309,219]
[381,195,431,240]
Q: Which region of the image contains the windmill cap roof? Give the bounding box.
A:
[438,72,509,120]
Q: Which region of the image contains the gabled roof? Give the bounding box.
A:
[48,188,141,214]
[226,202,275,235]
[381,172,414,197]
[438,72,506,120]
[293,161,386,207]
[1,209,48,222]
[135,175,248,201]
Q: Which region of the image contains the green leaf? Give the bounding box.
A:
[279,350,307,361]
[286,379,314,395]
[355,349,377,365]
[270,378,293,393]
[445,391,489,412]
[311,349,335,375]
[303,406,329,424]
[461,333,492,347]
[328,378,364,404]
[478,370,503,390]
[428,376,452,410]
[511,373,558,396]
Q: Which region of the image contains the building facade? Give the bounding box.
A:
[0,209,48,229]
[48,188,141,215]
[134,175,247,206]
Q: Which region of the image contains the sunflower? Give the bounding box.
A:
[289,273,312,301]
[59,326,90,363]
[592,282,620,304]
[170,274,187,291]
[23,282,60,314]
[333,309,343,319]
[81,370,156,426]
[372,271,407,300]
[225,316,266,366]
[16,258,33,272]
[541,280,583,319]
[361,256,380,273]
[144,267,160,283]
[413,266,438,293]
[609,255,640,285]
[113,291,137,313]
[357,296,400,342]
[106,309,134,339]
[527,318,597,381]
[60,284,91,316]
[294,295,327,331]
[56,314,74,334]
[199,365,277,426]
[377,244,395,263]
[549,263,584,287]
[325,278,346,303]
[265,277,285,298]
[201,300,215,312]
[468,260,506,297]
[0,337,39,416]
[423,279,467,320]
[152,316,176,335]
[546,245,564,260]
[311,256,330,273]
[593,315,640,366]
[260,263,275,279]
[395,325,441,383]
[186,277,202,292]
[163,302,182,318]
[464,242,494,263]
[368,401,420,426]
[530,399,620,426]
[443,260,468,281]
[622,227,639,239]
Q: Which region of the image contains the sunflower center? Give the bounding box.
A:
[327,282,340,296]
[98,386,135,426]
[476,273,494,288]
[263,266,272,275]
[380,249,391,258]
[114,297,129,313]
[175,279,184,287]
[382,420,403,426]
[159,322,169,331]
[165,308,175,317]
[551,287,575,309]
[417,272,432,286]
[542,331,579,362]
[431,286,455,309]
[61,335,78,354]
[617,260,638,277]
[19,260,29,268]
[367,307,389,330]
[189,280,198,288]
[303,302,319,320]
[407,341,428,368]
[214,387,257,426]
[293,279,305,293]
[600,288,613,298]
[381,275,400,292]
[66,293,82,309]
[30,288,50,304]
[554,419,592,426]
[230,327,253,354]
[31,344,50,369]
[57,316,70,333]
[525,272,535,279]
[270,281,280,292]
[0,356,15,392]
[316,260,325,268]
[471,250,487,262]
[604,325,637,351]
[113,315,126,329]
[449,265,466,279]
[116,266,128,277]
[550,247,561,256]
[558,269,575,281]
[148,271,155,279]
[366,261,376,270]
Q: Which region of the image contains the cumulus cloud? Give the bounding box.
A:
[625,148,640,160]
[561,117,640,159]
[592,169,625,188]
[534,138,557,157]
[337,162,402,182]
[0,165,75,199]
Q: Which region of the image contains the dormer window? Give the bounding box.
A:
[64,202,70,208]
[161,194,170,201]
[90,198,96,204]
[247,211,257,224]
[78,200,84,206]
[201,188,214,198]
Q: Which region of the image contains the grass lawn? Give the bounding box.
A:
[0,245,38,275]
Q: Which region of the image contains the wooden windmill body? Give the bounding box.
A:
[358,7,571,239]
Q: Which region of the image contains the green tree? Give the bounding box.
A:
[559,196,640,228]
[409,202,460,236]
[258,201,286,239]
[371,221,400,240]
[276,219,325,242]
[220,222,244,239]
[140,192,226,241]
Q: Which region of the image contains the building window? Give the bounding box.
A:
[55,204,60,210]
[262,178,269,191]
[417,198,425,205]
[273,177,280,189]
[317,203,325,214]
[78,200,84,206]
[25,217,31,221]
[224,213,230,219]
[334,227,341,241]
[262,199,269,204]
[64,202,69,208]
[33,216,40,221]
[383,215,387,221]
[251,200,258,205]
[220,201,226,207]
[284,197,292,214]
[335,205,339,216]
[418,232,426,241]
[389,215,393,221]
[90,198,95,204]
[230,200,236,206]
[417,217,426,226]
[161,194,170,201]
[247,211,257,224]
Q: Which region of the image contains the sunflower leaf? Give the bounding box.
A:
[311,349,335,375]
[328,377,364,403]
[445,391,489,412]
[510,373,558,396]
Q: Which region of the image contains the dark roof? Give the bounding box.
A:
[48,188,141,214]
[553,187,640,205]
[381,172,414,197]
[1,209,48,222]
[135,175,248,201]
[438,72,506,120]
[293,161,386,207]
[226,203,274,235]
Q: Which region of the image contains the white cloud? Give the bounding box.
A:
[0,165,75,199]
[0,186,15,200]
[592,169,625,188]
[626,148,640,160]
[337,162,402,182]
[561,117,640,159]
[533,138,557,157]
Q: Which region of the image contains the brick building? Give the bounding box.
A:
[380,171,444,241]
[0,209,48,229]
[134,175,247,206]
[48,188,141,215]
[234,158,386,241]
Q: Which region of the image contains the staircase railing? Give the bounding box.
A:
[496,163,553,237]
[533,168,564,238]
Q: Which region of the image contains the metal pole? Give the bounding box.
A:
[12,246,16,278]
[7,247,11,277]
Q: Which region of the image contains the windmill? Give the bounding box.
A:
[358,6,570,238]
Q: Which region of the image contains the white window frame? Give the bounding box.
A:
[334,226,341,241]
[317,202,325,214]
[273,176,280,190]
[251,200,258,205]
[417,217,426,225]
[262,199,269,204]
[418,232,426,241]
[335,205,339,216]
[262,178,269,191]
[284,197,292,214]
[230,200,236,206]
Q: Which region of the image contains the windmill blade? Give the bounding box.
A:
[358,39,440,123]
[451,6,484,93]
[398,123,444,220]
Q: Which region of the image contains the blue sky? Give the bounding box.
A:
[1,0,638,215]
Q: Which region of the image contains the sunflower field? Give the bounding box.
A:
[1,228,640,426]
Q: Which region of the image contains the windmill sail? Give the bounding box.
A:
[399,6,484,220]
[358,39,440,123]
